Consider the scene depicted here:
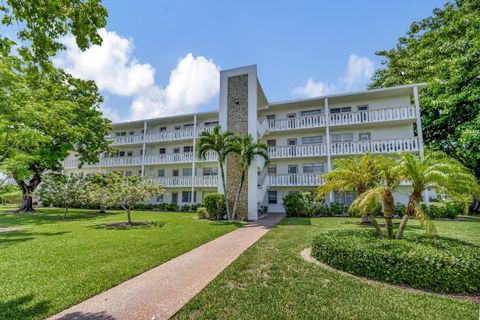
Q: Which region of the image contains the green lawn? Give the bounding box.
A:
[175,216,480,320]
[0,206,241,320]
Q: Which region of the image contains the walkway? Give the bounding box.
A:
[50,213,284,320]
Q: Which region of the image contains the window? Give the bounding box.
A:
[183,168,192,176]
[331,133,354,142]
[171,192,178,204]
[159,127,167,132]
[173,147,180,154]
[127,151,133,157]
[302,136,322,144]
[172,169,179,177]
[330,107,352,114]
[140,149,143,156]
[156,195,164,203]
[157,169,165,177]
[118,151,125,157]
[268,191,277,204]
[183,123,194,129]
[287,138,297,146]
[303,163,324,174]
[267,139,276,147]
[334,191,356,206]
[267,165,277,175]
[115,132,126,137]
[125,171,132,177]
[203,167,218,176]
[301,109,321,116]
[287,113,296,118]
[182,191,197,203]
[128,131,135,136]
[174,126,181,130]
[138,170,143,175]
[183,146,193,153]
[159,148,166,154]
[204,121,219,127]
[288,165,298,174]
[359,132,371,141]
[266,114,276,121]
[357,104,369,111]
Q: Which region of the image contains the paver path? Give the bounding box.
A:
[50,213,284,320]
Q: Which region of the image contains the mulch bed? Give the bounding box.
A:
[95,221,164,229]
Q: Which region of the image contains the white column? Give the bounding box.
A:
[413,86,429,207]
[325,97,334,204]
[191,114,197,204]
[141,120,147,177]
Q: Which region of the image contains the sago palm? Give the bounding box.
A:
[350,156,403,239]
[396,151,478,239]
[316,154,384,237]
[231,133,269,220]
[197,125,237,220]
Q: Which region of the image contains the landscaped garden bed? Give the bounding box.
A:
[311,229,480,293]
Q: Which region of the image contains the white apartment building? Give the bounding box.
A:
[64,65,425,220]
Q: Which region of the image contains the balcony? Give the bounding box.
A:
[269,144,327,159]
[63,151,218,169]
[269,173,324,187]
[154,176,218,188]
[108,127,214,146]
[267,106,416,132]
[330,138,419,156]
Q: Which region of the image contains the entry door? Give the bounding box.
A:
[288,165,298,185]
[287,139,297,157]
[171,192,178,204]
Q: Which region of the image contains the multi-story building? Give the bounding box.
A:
[64,65,425,220]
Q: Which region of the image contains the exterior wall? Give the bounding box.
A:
[63,66,425,219]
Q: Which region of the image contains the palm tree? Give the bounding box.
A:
[395,151,477,239]
[197,125,237,220]
[350,156,403,239]
[316,154,384,237]
[231,133,269,220]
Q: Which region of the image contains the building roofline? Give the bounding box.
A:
[268,83,427,106]
[111,109,219,126]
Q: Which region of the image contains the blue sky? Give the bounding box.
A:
[56,0,445,122]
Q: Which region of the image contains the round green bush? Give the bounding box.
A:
[311,229,480,293]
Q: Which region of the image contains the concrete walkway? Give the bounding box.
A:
[50,213,284,320]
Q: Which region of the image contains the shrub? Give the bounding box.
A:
[423,201,463,219]
[311,229,480,293]
[283,193,305,217]
[393,203,406,217]
[329,202,347,216]
[283,192,329,217]
[258,205,268,215]
[197,207,207,219]
[203,193,226,220]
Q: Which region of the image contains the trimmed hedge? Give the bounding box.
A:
[311,229,480,293]
[283,192,342,217]
[203,193,226,220]
[393,202,464,219]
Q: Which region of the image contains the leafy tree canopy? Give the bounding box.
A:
[369,0,480,178]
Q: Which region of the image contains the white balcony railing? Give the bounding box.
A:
[108,127,214,146]
[269,144,327,159]
[109,135,144,146]
[269,173,323,187]
[155,176,218,188]
[63,151,218,169]
[330,138,419,156]
[268,106,416,132]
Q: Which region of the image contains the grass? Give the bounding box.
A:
[174,216,480,320]
[0,206,241,320]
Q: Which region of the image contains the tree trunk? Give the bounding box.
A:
[368,214,384,238]
[383,190,394,239]
[219,162,231,220]
[470,197,480,215]
[63,207,68,219]
[15,173,41,213]
[232,171,246,221]
[127,209,132,225]
[396,191,421,240]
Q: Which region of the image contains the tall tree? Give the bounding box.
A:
[197,125,237,220]
[316,154,384,237]
[369,0,480,182]
[0,1,111,212]
[231,134,269,220]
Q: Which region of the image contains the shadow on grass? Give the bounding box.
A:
[207,220,244,228]
[0,294,50,320]
[56,311,116,320]
[0,230,70,247]
[280,218,312,226]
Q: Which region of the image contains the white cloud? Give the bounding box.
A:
[130,53,220,120]
[55,28,154,96]
[293,54,374,98]
[99,105,121,123]
[55,29,220,121]
[343,54,374,88]
[292,78,336,98]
